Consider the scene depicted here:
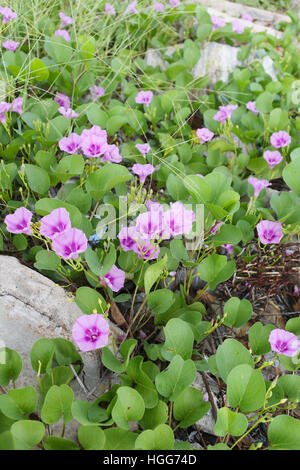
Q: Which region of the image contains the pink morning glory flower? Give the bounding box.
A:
[269,329,300,357]
[163,201,195,238]
[54,92,70,109]
[248,176,271,197]
[132,163,155,184]
[11,97,23,115]
[222,244,234,255]
[72,314,110,352]
[263,150,283,169]
[39,208,72,240]
[54,29,71,42]
[81,125,107,140]
[136,209,165,240]
[59,12,73,26]
[270,131,291,149]
[0,101,11,123]
[135,91,153,107]
[125,1,138,14]
[213,104,238,124]
[2,40,19,51]
[101,265,125,292]
[169,0,180,7]
[246,101,259,114]
[256,220,284,245]
[146,200,163,211]
[105,3,116,15]
[242,13,252,22]
[211,221,224,235]
[101,144,122,163]
[133,237,160,260]
[58,107,79,119]
[232,19,244,34]
[81,133,108,158]
[136,143,150,156]
[0,7,17,24]
[211,15,226,30]
[196,128,214,144]
[90,85,105,100]
[59,133,82,154]
[118,226,139,252]
[52,227,88,260]
[4,207,32,235]
[154,2,165,12]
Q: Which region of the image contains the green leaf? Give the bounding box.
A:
[283,158,300,196]
[277,375,300,403]
[139,400,168,430]
[10,420,45,450]
[0,431,15,450]
[44,436,80,450]
[166,174,189,200]
[173,387,210,428]
[34,250,61,272]
[12,234,28,250]
[41,385,74,424]
[46,35,73,63]
[248,322,276,355]
[75,286,107,314]
[106,115,128,134]
[223,297,253,328]
[227,364,266,413]
[161,318,194,361]
[197,254,235,290]
[30,338,55,374]
[29,58,49,81]
[111,386,145,430]
[0,348,22,387]
[54,154,85,183]
[155,355,196,401]
[135,424,174,450]
[101,347,124,373]
[85,164,132,200]
[24,164,50,194]
[212,224,242,246]
[78,35,95,61]
[72,400,107,425]
[216,338,254,383]
[144,255,168,295]
[255,92,274,113]
[183,39,201,68]
[148,289,175,314]
[78,425,106,450]
[268,415,300,450]
[86,103,108,127]
[214,407,248,437]
[35,198,82,227]
[7,387,38,416]
[103,428,138,450]
[126,356,158,408]
[53,338,83,367]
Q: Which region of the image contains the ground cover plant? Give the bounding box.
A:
[0,0,300,451]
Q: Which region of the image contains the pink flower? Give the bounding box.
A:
[136,143,150,156]
[2,40,19,51]
[263,150,283,169]
[256,220,283,245]
[4,207,32,235]
[59,12,73,26]
[146,200,163,211]
[135,91,153,107]
[0,7,17,24]
[101,144,122,163]
[58,107,78,119]
[125,1,138,14]
[52,227,88,259]
[59,133,82,154]
[270,131,291,149]
[269,329,300,357]
[118,226,139,252]
[101,265,125,292]
[54,92,70,109]
[213,104,238,124]
[105,3,116,15]
[248,177,271,197]
[133,238,160,260]
[81,133,108,158]
[11,97,23,115]
[40,208,72,240]
[136,208,165,240]
[196,127,214,144]
[81,125,107,140]
[0,101,11,123]
[222,244,234,254]
[163,201,195,238]
[90,85,105,100]
[72,314,110,352]
[154,2,165,12]
[211,221,224,235]
[246,101,259,114]
[211,15,226,30]
[54,29,71,42]
[132,163,155,184]
[242,13,252,22]
[169,0,180,7]
[232,19,244,34]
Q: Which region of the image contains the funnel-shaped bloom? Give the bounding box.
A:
[270,131,291,149]
[101,264,125,292]
[4,207,32,235]
[52,227,87,259]
[132,163,155,184]
[55,29,71,42]
[248,177,271,197]
[2,40,19,51]
[135,91,153,107]
[54,93,70,109]
[196,127,214,144]
[59,133,82,154]
[263,150,283,169]
[11,97,23,115]
[257,220,283,245]
[40,208,71,240]
[72,314,110,352]
[136,143,150,156]
[269,329,300,357]
[163,201,195,238]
